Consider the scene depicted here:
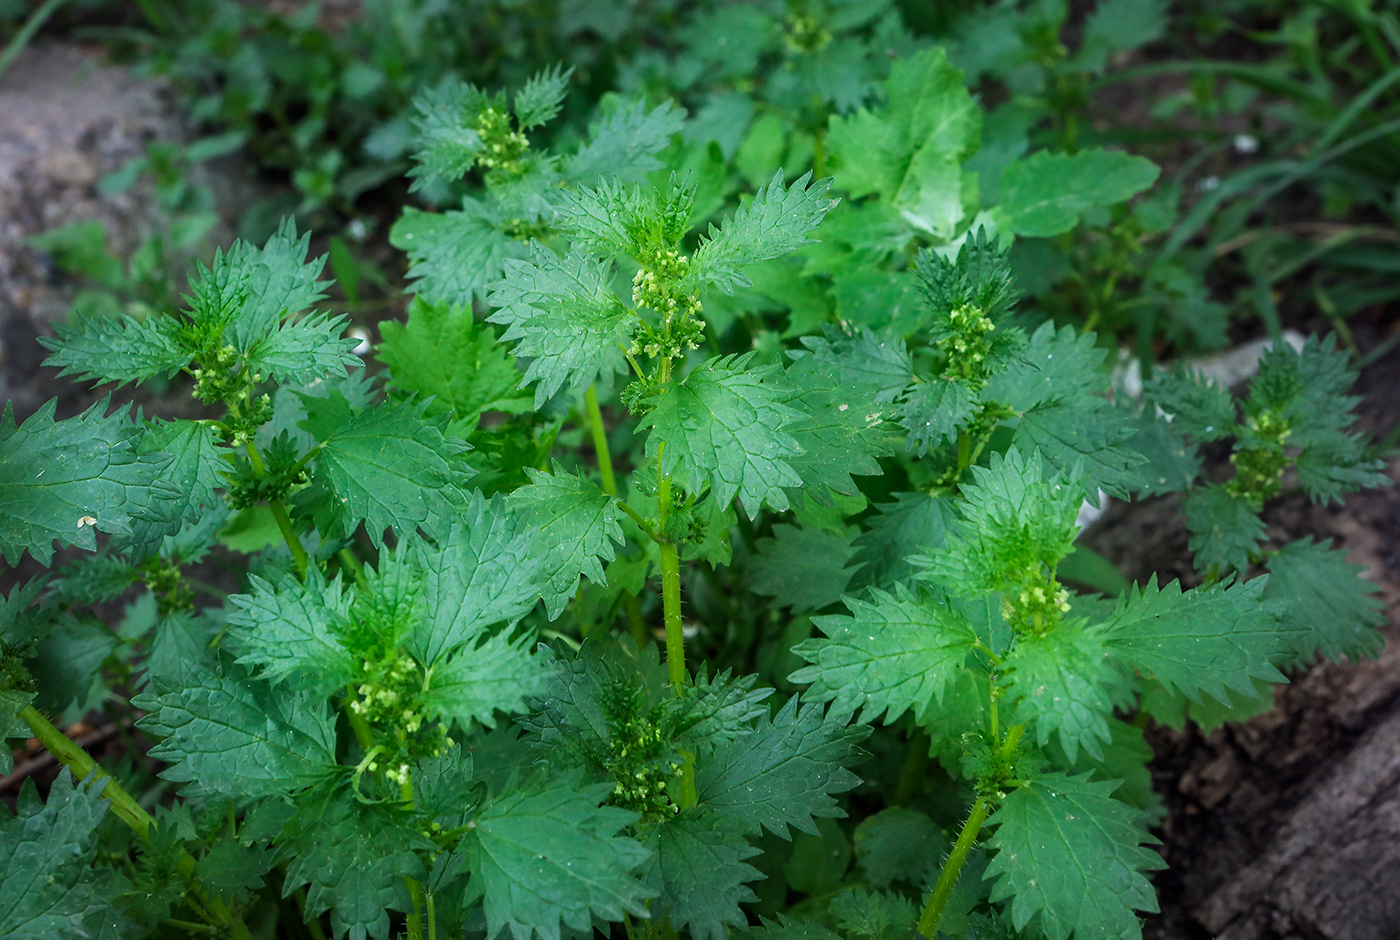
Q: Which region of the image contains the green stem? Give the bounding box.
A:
[616,501,663,545]
[585,385,617,497]
[660,540,684,690]
[625,593,647,649]
[20,705,153,838]
[917,796,991,937]
[244,441,308,577]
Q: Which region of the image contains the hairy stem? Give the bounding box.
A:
[20,705,153,837]
[585,384,617,496]
[917,795,991,937]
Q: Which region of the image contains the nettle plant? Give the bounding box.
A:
[0,69,1388,940]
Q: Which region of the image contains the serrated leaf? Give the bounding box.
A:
[39,310,191,388]
[854,806,947,889]
[999,149,1160,237]
[985,772,1164,940]
[133,661,338,797]
[461,776,653,940]
[406,76,489,188]
[190,218,328,349]
[193,839,274,903]
[826,47,980,238]
[247,310,359,384]
[378,297,531,434]
[1182,484,1266,574]
[1003,623,1115,763]
[514,64,572,130]
[791,585,979,723]
[642,812,763,940]
[1015,404,1143,499]
[552,177,654,260]
[0,399,181,566]
[1098,575,1286,705]
[740,915,843,940]
[0,690,34,775]
[847,491,957,592]
[300,393,474,547]
[687,171,839,293]
[564,97,684,184]
[487,243,636,406]
[830,887,918,940]
[749,524,856,613]
[281,788,431,940]
[1264,538,1386,664]
[412,496,542,667]
[985,322,1108,413]
[899,378,977,455]
[129,418,228,560]
[423,630,545,728]
[226,571,357,695]
[923,448,1082,599]
[643,354,803,518]
[1142,366,1236,442]
[696,697,867,839]
[391,203,511,306]
[509,466,625,619]
[0,771,126,940]
[783,354,897,504]
[794,326,914,405]
[29,614,118,713]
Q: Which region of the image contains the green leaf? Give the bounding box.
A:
[643,353,803,518]
[740,916,843,940]
[642,811,763,940]
[552,177,659,260]
[791,585,979,724]
[923,448,1082,599]
[830,887,918,940]
[300,393,474,547]
[30,615,118,713]
[412,497,542,667]
[378,297,530,434]
[999,149,1160,237]
[509,466,625,619]
[391,202,510,306]
[247,310,359,385]
[853,806,947,888]
[847,491,957,592]
[190,218,328,349]
[899,378,977,455]
[280,787,432,940]
[1003,623,1115,763]
[696,697,867,839]
[687,171,839,293]
[784,353,897,505]
[827,47,980,238]
[1264,538,1386,664]
[1076,0,1168,72]
[487,243,635,406]
[193,839,274,904]
[0,771,127,940]
[226,571,357,696]
[0,399,181,566]
[985,772,1164,940]
[461,776,653,940]
[749,524,856,613]
[1098,575,1286,705]
[514,64,572,130]
[1182,484,1266,574]
[39,310,190,388]
[794,327,914,404]
[423,630,545,728]
[407,76,489,188]
[129,419,228,560]
[0,691,34,774]
[134,661,338,798]
[1142,366,1236,442]
[563,97,684,184]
